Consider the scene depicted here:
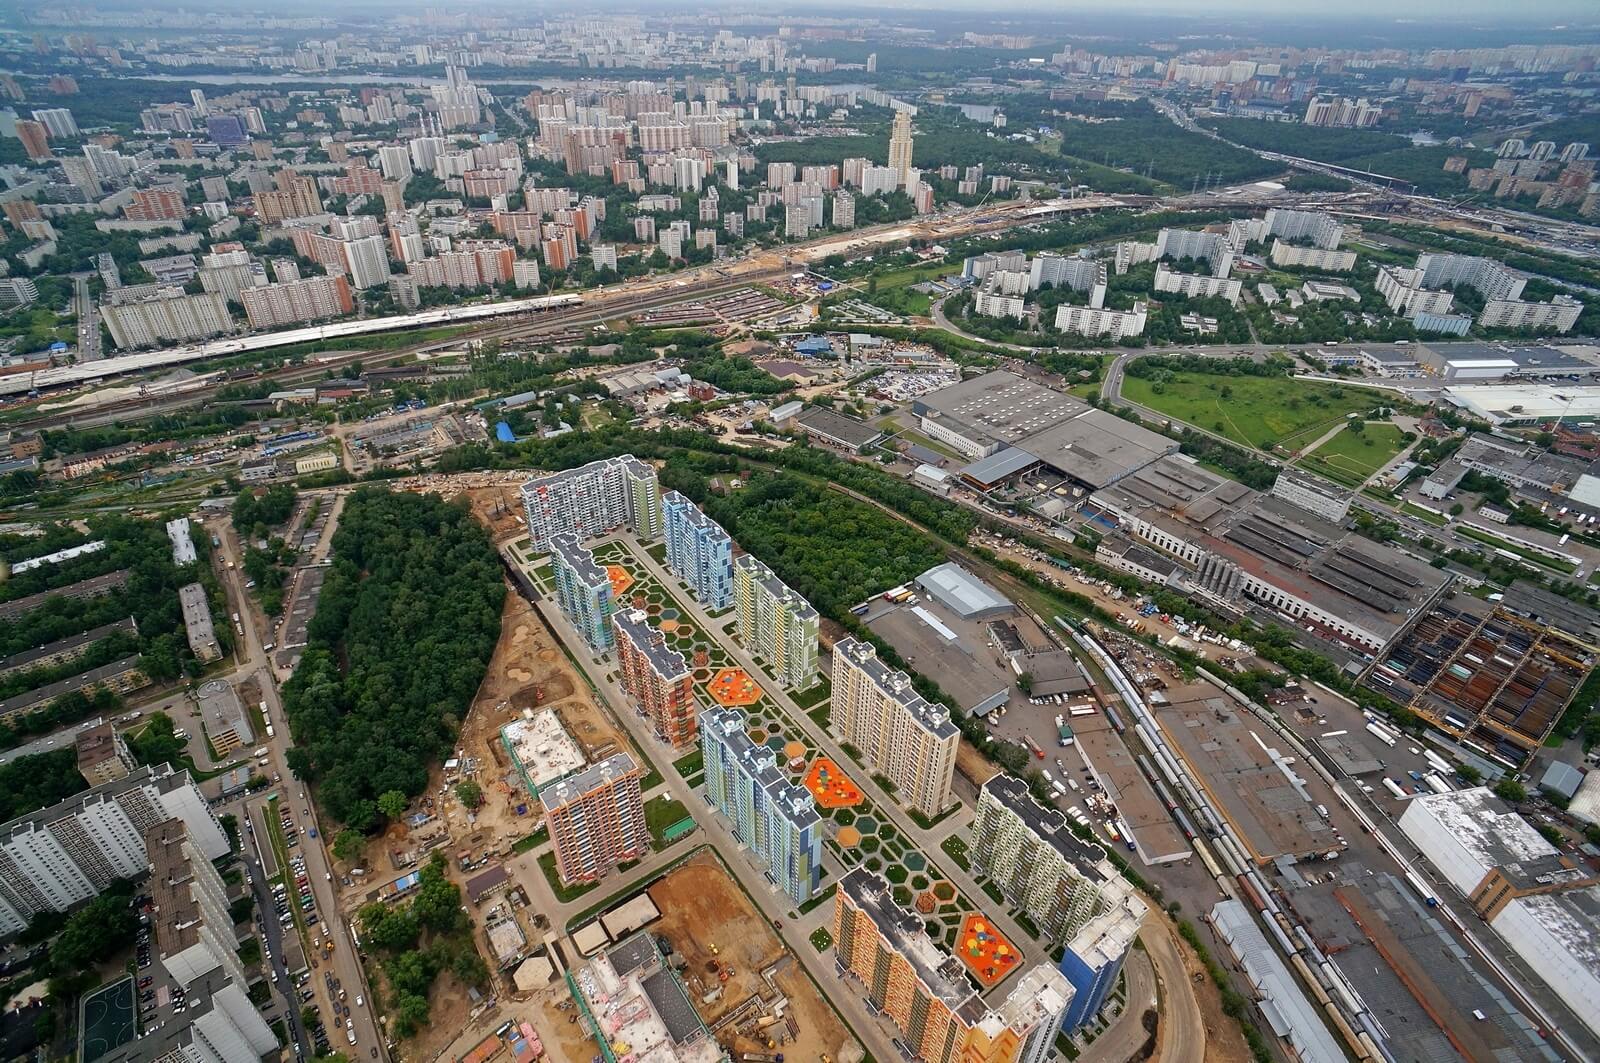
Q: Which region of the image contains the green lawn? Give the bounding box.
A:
[1455,526,1577,574]
[809,927,834,952]
[645,795,694,847]
[1120,372,1381,453]
[1297,423,1406,488]
[536,850,598,903]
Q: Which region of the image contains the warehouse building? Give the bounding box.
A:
[1399,788,1600,1039]
[1090,454,1449,657]
[913,371,1177,492]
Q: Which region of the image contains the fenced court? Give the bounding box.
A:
[79,976,136,1063]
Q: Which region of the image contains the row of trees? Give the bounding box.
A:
[279,488,504,830]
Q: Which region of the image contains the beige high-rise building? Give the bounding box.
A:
[888,110,914,189]
[830,638,957,817]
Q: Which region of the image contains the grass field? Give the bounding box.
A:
[1120,372,1380,452]
[1297,423,1407,488]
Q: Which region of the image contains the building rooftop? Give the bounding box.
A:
[521,454,654,495]
[959,446,1041,486]
[146,818,203,958]
[501,709,586,793]
[1502,580,1600,644]
[834,638,957,739]
[915,562,1012,620]
[913,370,1087,446]
[983,774,1110,880]
[0,655,142,720]
[793,405,883,449]
[1516,887,1600,987]
[165,517,197,565]
[0,617,136,675]
[539,751,638,814]
[1408,788,1579,890]
[549,532,608,586]
[840,867,973,1007]
[1443,384,1600,425]
[1015,649,1091,698]
[613,608,691,681]
[196,679,252,744]
[1093,455,1447,648]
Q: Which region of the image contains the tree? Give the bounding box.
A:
[1456,764,1482,785]
[301,1005,321,1028]
[1016,672,1034,695]
[1493,778,1528,803]
[332,828,365,863]
[377,790,409,821]
[412,854,465,933]
[455,780,483,809]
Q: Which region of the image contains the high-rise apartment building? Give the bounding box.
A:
[549,533,615,654]
[834,868,1072,1063]
[662,491,734,612]
[126,187,188,223]
[700,707,821,904]
[540,752,647,886]
[732,556,819,689]
[613,608,698,749]
[29,107,77,139]
[972,775,1147,1030]
[520,454,662,551]
[831,190,855,229]
[830,638,957,818]
[240,274,354,330]
[75,721,136,786]
[102,289,234,350]
[342,232,392,289]
[14,120,51,161]
[122,818,278,1063]
[253,169,323,223]
[888,110,914,189]
[0,765,227,934]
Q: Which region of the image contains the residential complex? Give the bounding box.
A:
[0,765,227,934]
[834,868,1073,1063]
[613,608,698,749]
[830,638,959,818]
[662,490,734,612]
[75,720,137,786]
[699,706,822,904]
[972,776,1147,1030]
[521,455,662,551]
[539,752,648,886]
[732,556,820,689]
[550,532,616,654]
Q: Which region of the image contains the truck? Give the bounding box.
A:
[254,747,270,762]
[1058,723,1074,747]
[1024,735,1045,759]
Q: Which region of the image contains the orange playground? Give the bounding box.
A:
[956,914,1020,988]
[707,667,762,707]
[605,565,634,598]
[803,757,864,809]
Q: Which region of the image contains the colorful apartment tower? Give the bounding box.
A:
[972,775,1147,1030]
[699,706,822,903]
[833,867,1072,1063]
[732,555,819,689]
[612,608,698,749]
[550,533,615,654]
[520,455,662,551]
[539,752,646,886]
[830,637,958,818]
[662,490,734,611]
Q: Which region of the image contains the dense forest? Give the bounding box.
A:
[0,749,87,822]
[280,488,504,830]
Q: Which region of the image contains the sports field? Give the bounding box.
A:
[1120,372,1378,452]
[1297,423,1407,488]
[79,976,136,1063]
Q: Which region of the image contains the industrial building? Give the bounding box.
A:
[1399,788,1600,1038]
[0,765,227,934]
[550,533,616,654]
[1363,594,1592,766]
[613,608,698,750]
[732,555,819,689]
[791,405,885,453]
[699,706,823,904]
[1413,342,1600,383]
[971,776,1146,1030]
[520,454,662,551]
[831,637,958,817]
[1442,383,1600,426]
[540,752,647,886]
[1089,455,1450,657]
[833,868,1073,1063]
[662,491,734,612]
[911,371,1177,492]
